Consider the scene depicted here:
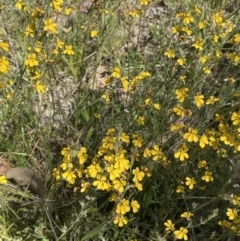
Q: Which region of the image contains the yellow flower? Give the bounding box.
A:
[179,75,186,82]
[51,0,63,11]
[93,176,109,190]
[24,23,35,37]
[183,13,194,24]
[52,168,61,181]
[53,48,59,54]
[15,0,23,9]
[113,215,128,227]
[6,91,13,99]
[172,26,181,33]
[140,0,149,5]
[175,88,189,102]
[25,53,39,67]
[120,133,130,143]
[173,106,185,117]
[116,199,131,215]
[198,160,207,168]
[213,12,224,25]
[44,18,57,34]
[114,153,129,172]
[194,5,201,14]
[128,9,140,18]
[91,30,98,38]
[61,146,71,157]
[170,123,185,132]
[145,98,152,105]
[134,181,143,191]
[151,145,163,161]
[192,39,203,50]
[30,71,43,81]
[202,171,214,182]
[0,56,9,73]
[65,7,72,15]
[174,227,188,240]
[176,185,185,193]
[0,42,9,51]
[102,136,116,150]
[121,77,129,92]
[226,208,238,220]
[234,33,240,43]
[102,93,110,102]
[87,164,102,178]
[56,38,64,49]
[132,167,145,182]
[133,71,150,82]
[77,147,88,164]
[216,50,222,58]
[174,144,189,161]
[137,116,145,125]
[62,170,76,184]
[35,81,46,93]
[131,200,140,213]
[200,55,208,64]
[107,165,121,180]
[194,95,204,107]
[206,96,219,105]
[198,21,206,29]
[112,178,127,193]
[203,66,211,75]
[143,148,151,158]
[177,58,187,66]
[220,133,234,146]
[164,219,175,233]
[181,26,192,36]
[80,180,90,193]
[153,103,161,110]
[218,219,232,227]
[199,134,209,148]
[0,175,7,184]
[164,49,175,58]
[185,177,196,189]
[63,45,74,55]
[212,34,219,43]
[181,212,194,220]
[111,67,121,78]
[183,127,198,143]
[232,195,240,206]
[132,134,143,148]
[231,111,240,125]
[60,159,73,171]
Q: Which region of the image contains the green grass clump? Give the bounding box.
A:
[0,0,240,240]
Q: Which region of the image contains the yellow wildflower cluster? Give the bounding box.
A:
[106,67,151,92]
[14,0,76,94]
[164,216,192,240]
[219,205,240,235]
[0,38,11,99]
[53,128,166,226]
[170,105,240,200]
[52,124,173,227]
[8,0,240,238]
[170,4,240,74]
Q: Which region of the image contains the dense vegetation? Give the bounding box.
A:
[0,0,240,240]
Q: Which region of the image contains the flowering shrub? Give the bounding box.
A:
[0,0,240,240]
